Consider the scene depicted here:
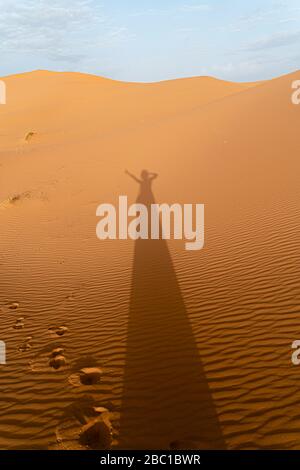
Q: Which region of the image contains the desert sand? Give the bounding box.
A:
[0,69,300,449]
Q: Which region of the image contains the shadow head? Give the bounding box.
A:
[141,170,149,180]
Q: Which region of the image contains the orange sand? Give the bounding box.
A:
[0,70,300,449]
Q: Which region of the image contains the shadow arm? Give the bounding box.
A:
[125,170,142,184]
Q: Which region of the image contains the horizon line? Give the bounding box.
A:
[1,68,299,86]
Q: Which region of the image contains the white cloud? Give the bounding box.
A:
[129,8,169,18]
[0,0,131,64]
[129,3,211,18]
[245,30,300,51]
[180,3,211,13]
[223,2,300,34]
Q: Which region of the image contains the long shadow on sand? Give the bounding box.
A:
[119,171,225,449]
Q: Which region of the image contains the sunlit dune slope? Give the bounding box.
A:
[0,70,257,150]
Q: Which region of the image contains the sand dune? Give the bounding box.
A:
[0,70,255,150]
[0,70,300,449]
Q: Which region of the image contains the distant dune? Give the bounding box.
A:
[0,70,300,450]
[0,70,257,151]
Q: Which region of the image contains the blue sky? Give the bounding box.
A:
[0,0,299,82]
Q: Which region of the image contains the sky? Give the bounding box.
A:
[0,0,299,82]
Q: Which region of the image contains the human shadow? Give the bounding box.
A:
[119,170,225,450]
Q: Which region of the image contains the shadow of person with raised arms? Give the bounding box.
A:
[119,169,225,450]
[125,169,158,205]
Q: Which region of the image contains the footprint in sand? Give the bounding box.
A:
[48,326,68,338]
[24,131,36,143]
[79,414,112,450]
[52,396,116,450]
[2,301,22,323]
[3,301,20,312]
[79,367,103,385]
[0,193,31,211]
[29,344,69,372]
[68,356,103,387]
[18,336,33,352]
[13,318,25,330]
[49,348,67,370]
[8,302,19,310]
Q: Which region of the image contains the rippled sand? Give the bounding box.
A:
[0,70,300,449]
